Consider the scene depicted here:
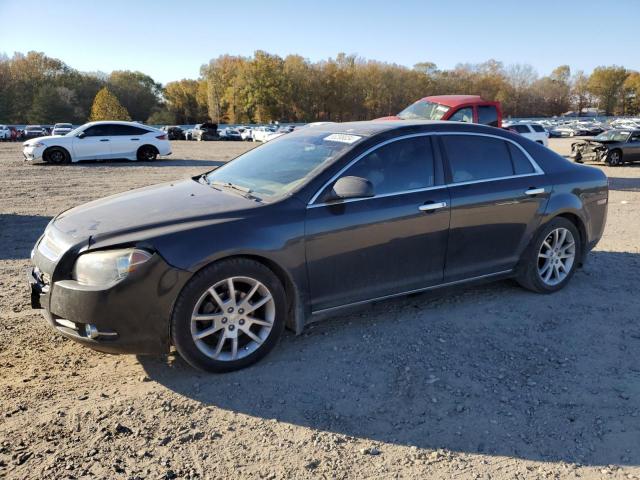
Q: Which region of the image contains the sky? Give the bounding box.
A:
[1,0,638,85]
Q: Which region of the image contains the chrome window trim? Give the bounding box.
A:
[438,131,545,176]
[308,184,448,209]
[307,130,546,208]
[308,132,437,206]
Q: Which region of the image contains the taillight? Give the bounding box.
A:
[156,134,167,140]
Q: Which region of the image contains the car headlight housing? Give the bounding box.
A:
[72,248,152,286]
[29,142,45,148]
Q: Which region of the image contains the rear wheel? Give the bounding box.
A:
[516,218,581,293]
[44,147,70,164]
[136,145,158,161]
[171,258,286,373]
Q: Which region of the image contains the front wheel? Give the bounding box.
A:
[516,218,581,293]
[171,258,286,373]
[44,147,70,164]
[606,150,622,166]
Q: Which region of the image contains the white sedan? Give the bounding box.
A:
[23,121,172,164]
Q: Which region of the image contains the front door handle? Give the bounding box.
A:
[130,138,139,141]
[99,139,110,142]
[525,188,545,196]
[418,201,447,212]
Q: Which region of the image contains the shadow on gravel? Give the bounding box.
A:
[0,214,52,260]
[608,177,640,192]
[37,158,225,168]
[140,251,640,467]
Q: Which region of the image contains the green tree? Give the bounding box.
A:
[89,87,131,121]
[147,107,176,125]
[28,84,74,123]
[588,66,628,115]
[107,70,161,121]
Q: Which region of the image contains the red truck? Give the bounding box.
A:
[379,95,502,128]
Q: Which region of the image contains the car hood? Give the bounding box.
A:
[52,178,261,245]
[24,135,72,146]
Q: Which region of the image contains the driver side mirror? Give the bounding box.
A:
[323,176,375,203]
[76,131,86,139]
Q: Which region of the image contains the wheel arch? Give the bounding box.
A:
[179,253,305,335]
[138,144,159,155]
[43,145,72,162]
[540,210,588,266]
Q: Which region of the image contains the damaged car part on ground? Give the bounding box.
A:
[29,120,609,373]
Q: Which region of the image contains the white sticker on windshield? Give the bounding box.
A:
[324,133,362,144]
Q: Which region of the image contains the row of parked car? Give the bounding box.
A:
[0,123,74,141]
[161,124,298,143]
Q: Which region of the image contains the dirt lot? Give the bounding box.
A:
[1,138,639,479]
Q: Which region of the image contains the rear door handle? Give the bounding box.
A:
[525,188,545,196]
[99,139,109,142]
[131,138,139,141]
[418,201,447,212]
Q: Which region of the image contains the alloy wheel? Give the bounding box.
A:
[537,228,576,286]
[608,151,621,166]
[190,276,275,361]
[50,150,65,163]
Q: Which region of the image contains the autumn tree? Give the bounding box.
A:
[622,72,640,114]
[571,71,591,115]
[89,87,131,121]
[588,66,628,115]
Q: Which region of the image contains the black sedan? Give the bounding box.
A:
[29,121,608,372]
[571,129,640,166]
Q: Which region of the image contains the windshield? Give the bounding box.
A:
[204,131,362,199]
[595,130,630,142]
[55,123,72,128]
[66,125,86,136]
[397,100,451,120]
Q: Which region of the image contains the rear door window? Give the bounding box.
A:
[507,143,535,174]
[442,135,514,183]
[512,125,531,134]
[110,125,151,136]
[478,106,499,127]
[531,124,546,133]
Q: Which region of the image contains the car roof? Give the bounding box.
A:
[300,119,497,137]
[419,95,487,107]
[83,120,155,129]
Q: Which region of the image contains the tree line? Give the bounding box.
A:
[1,50,639,125]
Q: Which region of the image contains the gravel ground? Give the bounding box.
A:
[1,138,639,479]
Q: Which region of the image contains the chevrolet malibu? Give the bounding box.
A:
[23,120,172,163]
[29,121,608,372]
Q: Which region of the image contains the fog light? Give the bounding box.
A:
[85,324,99,339]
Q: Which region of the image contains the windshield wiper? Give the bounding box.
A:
[211,180,261,201]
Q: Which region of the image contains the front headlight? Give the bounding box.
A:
[28,142,45,148]
[72,248,152,286]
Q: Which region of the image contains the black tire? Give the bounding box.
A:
[43,147,70,164]
[136,145,158,161]
[606,149,623,166]
[171,258,286,373]
[516,217,581,294]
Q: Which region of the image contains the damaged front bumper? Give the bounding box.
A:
[570,142,607,163]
